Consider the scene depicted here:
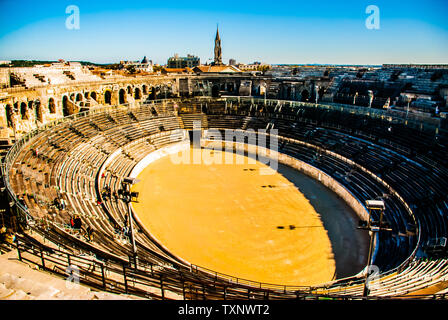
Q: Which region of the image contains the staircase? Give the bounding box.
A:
[63,71,75,81]
[33,74,46,83]
[176,116,185,129]
[179,114,208,130]
[242,116,253,130]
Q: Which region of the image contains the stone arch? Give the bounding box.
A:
[301,89,309,102]
[142,85,148,94]
[259,82,267,96]
[286,87,292,99]
[127,85,132,95]
[149,87,156,100]
[212,84,220,97]
[84,92,89,99]
[48,98,56,114]
[76,93,83,102]
[160,84,171,99]
[20,102,28,120]
[5,104,13,128]
[62,96,70,116]
[35,100,43,123]
[119,89,126,104]
[134,87,141,100]
[318,87,325,98]
[90,91,97,101]
[104,90,112,105]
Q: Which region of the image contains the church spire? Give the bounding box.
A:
[213,25,223,65]
[215,24,220,41]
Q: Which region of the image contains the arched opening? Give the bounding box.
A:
[84,92,89,99]
[160,85,171,99]
[127,86,132,95]
[142,85,147,94]
[90,92,97,101]
[62,96,70,116]
[35,100,43,122]
[318,87,325,99]
[212,84,220,97]
[301,89,309,102]
[76,93,83,102]
[104,90,111,105]
[48,98,56,114]
[149,87,155,100]
[134,87,141,100]
[119,89,126,104]
[21,102,28,120]
[5,104,13,128]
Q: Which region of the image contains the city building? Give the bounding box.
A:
[237,62,271,71]
[167,54,200,69]
[120,56,153,73]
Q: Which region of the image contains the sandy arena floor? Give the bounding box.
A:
[131,147,336,286]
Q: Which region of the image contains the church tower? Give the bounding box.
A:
[213,26,223,65]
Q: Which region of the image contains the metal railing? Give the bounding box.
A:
[14,235,159,299]
[12,234,447,300]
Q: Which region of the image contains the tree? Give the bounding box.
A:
[126,65,137,74]
[153,65,163,73]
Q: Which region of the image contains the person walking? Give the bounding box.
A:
[73,215,82,229]
[86,226,94,242]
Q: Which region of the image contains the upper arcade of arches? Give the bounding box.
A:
[0,71,446,144]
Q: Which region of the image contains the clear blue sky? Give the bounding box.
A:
[0,0,447,65]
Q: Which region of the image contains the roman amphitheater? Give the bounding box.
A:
[0,64,448,300]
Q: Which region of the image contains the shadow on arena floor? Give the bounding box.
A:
[277,163,370,279]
